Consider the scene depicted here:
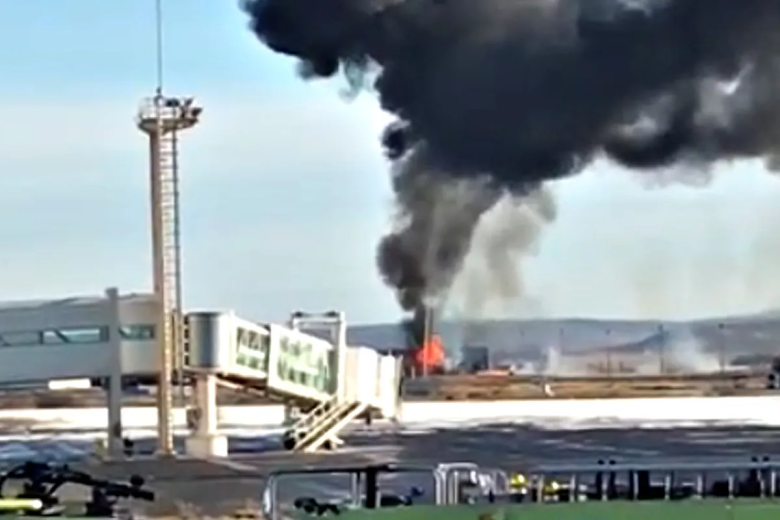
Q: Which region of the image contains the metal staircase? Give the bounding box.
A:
[284,395,368,453]
[283,395,340,449]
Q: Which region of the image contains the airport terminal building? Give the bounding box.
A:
[0,289,403,458]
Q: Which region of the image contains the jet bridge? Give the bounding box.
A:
[184,310,403,457]
[184,311,339,405]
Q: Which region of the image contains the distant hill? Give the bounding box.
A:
[342,313,780,371]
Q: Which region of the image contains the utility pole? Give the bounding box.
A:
[422,307,432,377]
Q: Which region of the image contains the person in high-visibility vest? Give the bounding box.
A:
[509,473,561,498]
[509,473,527,490]
[543,479,561,495]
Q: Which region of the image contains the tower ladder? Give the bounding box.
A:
[156,120,183,454]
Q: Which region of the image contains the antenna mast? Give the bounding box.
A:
[155,0,164,97]
[136,0,202,456]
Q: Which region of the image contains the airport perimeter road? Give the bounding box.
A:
[3,424,780,516]
[342,422,780,466]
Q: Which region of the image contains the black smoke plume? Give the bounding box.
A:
[402,306,434,351]
[242,0,780,326]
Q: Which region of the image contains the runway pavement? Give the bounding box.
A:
[2,422,780,515]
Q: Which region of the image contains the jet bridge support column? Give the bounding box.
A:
[184,373,227,458]
[334,312,347,402]
[105,287,124,460]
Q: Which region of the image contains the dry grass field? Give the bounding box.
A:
[422,372,766,400]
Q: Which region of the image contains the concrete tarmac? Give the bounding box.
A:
[0,423,775,516]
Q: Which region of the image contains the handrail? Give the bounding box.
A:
[527,457,779,474]
[295,401,368,452]
[263,464,445,520]
[289,394,339,434]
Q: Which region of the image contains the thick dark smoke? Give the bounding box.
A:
[242,0,780,328]
[402,306,437,351]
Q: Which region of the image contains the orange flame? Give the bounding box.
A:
[413,334,445,371]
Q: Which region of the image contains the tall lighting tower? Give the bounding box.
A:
[136,0,203,456]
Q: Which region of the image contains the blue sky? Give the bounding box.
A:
[3,0,780,324]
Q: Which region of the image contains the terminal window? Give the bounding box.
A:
[277,337,332,392]
[119,324,155,340]
[0,324,155,347]
[236,327,269,353]
[0,330,41,346]
[41,327,105,344]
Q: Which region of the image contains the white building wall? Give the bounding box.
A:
[0,293,159,383]
[117,295,158,374]
[0,343,113,382]
[0,297,109,331]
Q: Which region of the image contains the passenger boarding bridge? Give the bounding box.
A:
[0,289,403,459]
